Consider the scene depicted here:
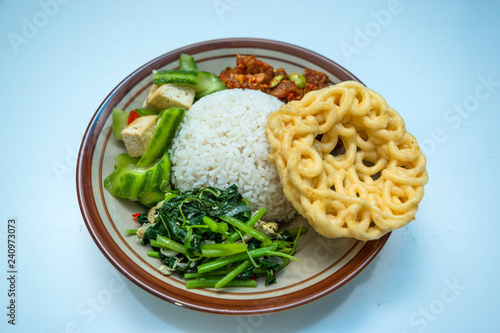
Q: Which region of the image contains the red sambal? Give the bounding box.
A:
[219,55,329,103]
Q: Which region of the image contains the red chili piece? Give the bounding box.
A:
[127,110,140,125]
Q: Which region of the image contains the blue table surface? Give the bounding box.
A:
[1,0,499,332]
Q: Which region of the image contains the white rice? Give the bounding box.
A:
[169,88,297,222]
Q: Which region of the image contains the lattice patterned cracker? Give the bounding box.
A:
[266,81,428,240]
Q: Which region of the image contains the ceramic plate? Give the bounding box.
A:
[77,38,390,315]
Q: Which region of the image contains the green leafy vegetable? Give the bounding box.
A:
[127,185,306,288]
[258,256,283,285]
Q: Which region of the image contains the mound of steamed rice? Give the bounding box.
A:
[169,89,297,222]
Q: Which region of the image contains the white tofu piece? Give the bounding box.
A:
[121,115,157,157]
[144,84,196,111]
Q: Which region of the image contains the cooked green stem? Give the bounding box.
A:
[185,278,256,289]
[202,216,218,232]
[225,207,266,242]
[197,244,279,274]
[284,226,308,237]
[200,243,247,251]
[183,269,231,279]
[248,207,267,226]
[216,222,228,234]
[156,235,186,254]
[290,223,303,255]
[147,250,160,258]
[221,211,270,244]
[183,257,292,280]
[199,243,248,257]
[215,260,251,289]
[266,251,300,262]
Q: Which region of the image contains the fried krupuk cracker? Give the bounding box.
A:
[266,81,428,240]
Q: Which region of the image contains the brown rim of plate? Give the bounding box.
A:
[76,37,391,315]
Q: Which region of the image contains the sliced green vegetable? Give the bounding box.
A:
[138,190,166,207]
[195,71,227,99]
[103,151,172,207]
[114,153,140,169]
[136,107,186,168]
[112,108,129,140]
[179,53,198,71]
[153,70,198,86]
[135,108,159,116]
[289,72,306,89]
[153,70,226,99]
[269,74,285,88]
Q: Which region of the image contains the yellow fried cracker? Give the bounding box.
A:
[266,81,428,240]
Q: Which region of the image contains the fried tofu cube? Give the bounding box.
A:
[121,115,157,157]
[144,84,196,111]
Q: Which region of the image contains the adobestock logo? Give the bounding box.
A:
[420,74,498,157]
[7,0,71,53]
[401,278,466,333]
[212,0,244,21]
[340,0,404,63]
[58,272,126,333]
[52,145,78,182]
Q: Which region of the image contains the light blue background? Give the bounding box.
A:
[1,0,499,332]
